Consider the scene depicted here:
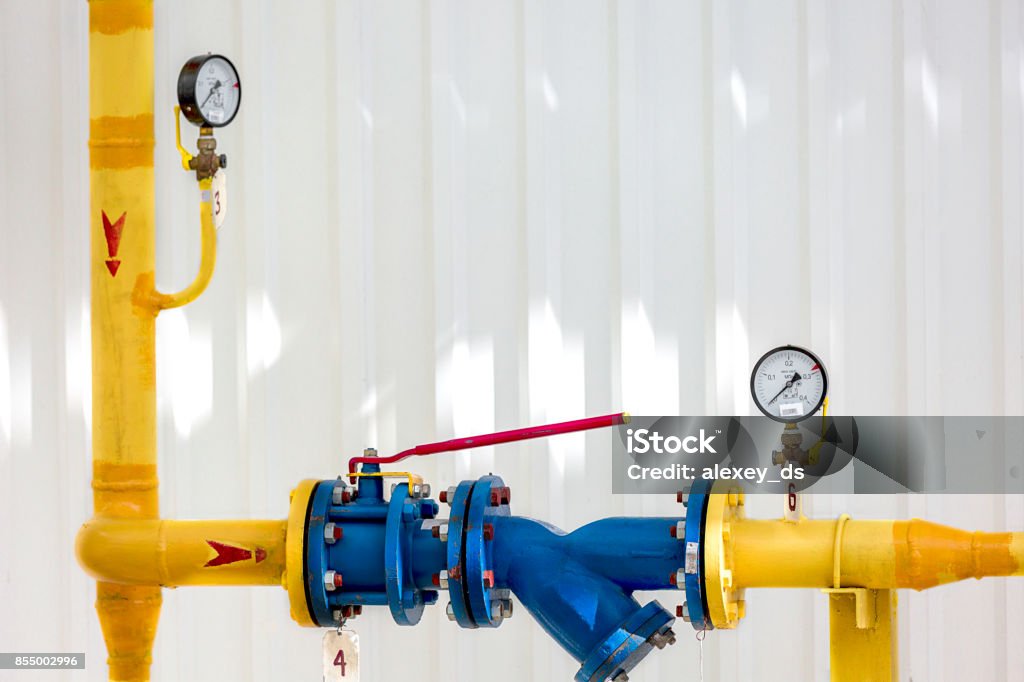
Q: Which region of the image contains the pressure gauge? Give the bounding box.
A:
[750,345,828,422]
[177,54,241,128]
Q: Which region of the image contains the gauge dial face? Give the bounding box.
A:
[178,54,241,128]
[750,346,828,422]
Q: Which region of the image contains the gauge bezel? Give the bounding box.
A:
[177,54,241,128]
[749,344,829,423]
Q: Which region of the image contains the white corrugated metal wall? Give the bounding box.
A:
[0,0,1022,680]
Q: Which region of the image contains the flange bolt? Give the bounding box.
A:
[324,523,343,544]
[446,602,456,621]
[489,486,512,507]
[324,570,343,592]
[431,523,449,542]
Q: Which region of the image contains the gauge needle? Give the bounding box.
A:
[200,80,222,109]
[766,371,803,406]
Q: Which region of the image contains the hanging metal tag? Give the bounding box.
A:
[685,541,700,574]
[211,170,227,229]
[322,629,359,681]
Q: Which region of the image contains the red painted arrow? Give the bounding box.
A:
[101,210,126,277]
[204,540,253,567]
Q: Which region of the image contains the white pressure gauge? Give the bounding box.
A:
[750,345,828,423]
[177,54,241,128]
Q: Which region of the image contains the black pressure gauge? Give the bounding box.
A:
[177,54,241,128]
[750,345,828,422]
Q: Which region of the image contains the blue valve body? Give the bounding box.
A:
[304,470,707,681]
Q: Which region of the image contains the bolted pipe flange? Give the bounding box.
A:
[680,479,715,632]
[703,481,746,630]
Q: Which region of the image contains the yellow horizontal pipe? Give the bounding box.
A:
[731,517,1022,591]
[77,519,286,587]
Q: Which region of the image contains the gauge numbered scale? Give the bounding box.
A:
[177,54,241,128]
[750,345,828,422]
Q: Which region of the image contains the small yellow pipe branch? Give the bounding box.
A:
[147,177,217,311]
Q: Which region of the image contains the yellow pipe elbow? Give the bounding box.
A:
[77,518,286,587]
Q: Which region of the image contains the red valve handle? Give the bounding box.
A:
[348,411,630,476]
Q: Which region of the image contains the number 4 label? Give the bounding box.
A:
[323,630,359,681]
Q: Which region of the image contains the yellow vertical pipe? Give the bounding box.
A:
[89,1,161,680]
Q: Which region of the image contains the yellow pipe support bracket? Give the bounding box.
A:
[831,513,851,589]
[828,589,898,682]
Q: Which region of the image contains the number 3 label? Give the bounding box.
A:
[212,171,227,230]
